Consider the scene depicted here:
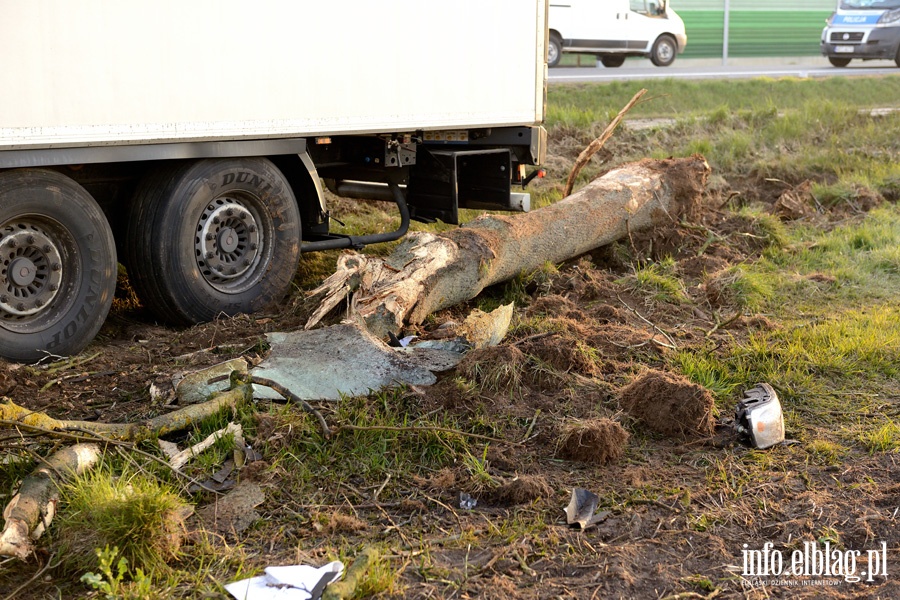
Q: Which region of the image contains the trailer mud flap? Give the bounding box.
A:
[406,149,528,225]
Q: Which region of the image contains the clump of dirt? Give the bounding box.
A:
[619,370,715,438]
[743,315,778,330]
[703,268,740,308]
[773,180,815,220]
[640,154,711,222]
[591,303,624,323]
[807,272,836,284]
[397,499,427,513]
[517,319,603,378]
[0,361,14,396]
[526,295,585,320]
[676,255,729,281]
[488,475,553,506]
[414,467,459,492]
[457,345,526,394]
[555,418,629,464]
[485,446,521,473]
[314,511,368,535]
[253,412,309,453]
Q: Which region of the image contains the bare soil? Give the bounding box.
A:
[1,172,898,599]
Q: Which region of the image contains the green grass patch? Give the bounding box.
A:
[548,77,900,123]
[56,468,191,576]
[617,258,689,304]
[858,421,900,454]
[673,204,900,448]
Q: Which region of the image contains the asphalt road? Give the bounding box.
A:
[549,57,900,83]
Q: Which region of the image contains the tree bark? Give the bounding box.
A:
[307,156,710,337]
[0,443,101,559]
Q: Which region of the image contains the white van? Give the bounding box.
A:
[548,0,687,67]
[820,0,900,67]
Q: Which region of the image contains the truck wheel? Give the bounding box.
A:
[829,57,851,68]
[0,170,116,362]
[125,158,301,325]
[548,33,563,68]
[600,55,626,68]
[650,34,677,67]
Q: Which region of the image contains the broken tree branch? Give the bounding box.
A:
[307,156,710,338]
[0,379,256,558]
[0,443,101,559]
[564,88,648,198]
[0,379,252,443]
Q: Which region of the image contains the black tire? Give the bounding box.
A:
[650,34,677,67]
[0,170,116,362]
[548,33,563,68]
[894,46,900,68]
[600,55,626,68]
[829,56,851,68]
[125,158,301,326]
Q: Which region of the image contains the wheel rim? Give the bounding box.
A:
[657,41,674,63]
[194,194,271,294]
[549,41,559,64]
[0,217,73,330]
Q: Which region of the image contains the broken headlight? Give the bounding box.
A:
[735,383,785,449]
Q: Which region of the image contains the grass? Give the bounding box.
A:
[858,421,900,454]
[55,467,191,576]
[674,205,900,455]
[547,77,900,123]
[617,258,689,304]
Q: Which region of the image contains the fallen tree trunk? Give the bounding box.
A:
[307,156,711,337]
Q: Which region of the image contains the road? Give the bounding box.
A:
[549,58,900,83]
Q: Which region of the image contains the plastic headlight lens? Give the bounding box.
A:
[878,8,900,26]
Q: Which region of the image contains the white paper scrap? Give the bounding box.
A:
[225,561,344,600]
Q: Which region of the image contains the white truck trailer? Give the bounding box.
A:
[0,0,548,361]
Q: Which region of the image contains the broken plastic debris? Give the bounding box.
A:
[251,323,466,401]
[459,492,477,510]
[734,383,785,449]
[388,331,418,347]
[564,488,610,530]
[225,561,344,600]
